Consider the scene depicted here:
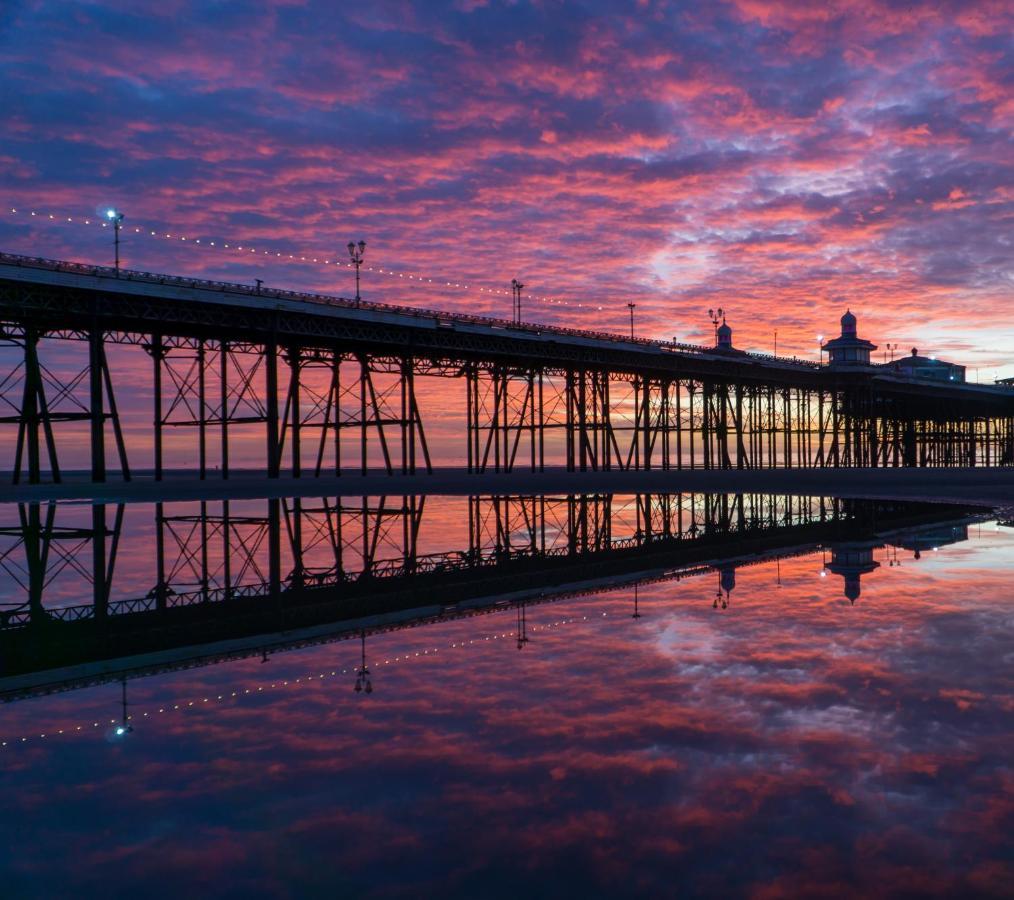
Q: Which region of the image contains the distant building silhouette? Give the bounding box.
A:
[883,347,965,383]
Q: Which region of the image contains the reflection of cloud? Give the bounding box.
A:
[2,531,1012,894]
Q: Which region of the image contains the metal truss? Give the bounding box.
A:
[0,327,130,483]
[1,258,1013,481]
[0,502,123,625]
[0,492,864,629]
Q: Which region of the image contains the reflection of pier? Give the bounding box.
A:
[0,494,979,691]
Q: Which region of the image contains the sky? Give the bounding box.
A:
[1,0,1012,371]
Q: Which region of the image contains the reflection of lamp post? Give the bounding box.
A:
[511,278,524,326]
[347,240,366,302]
[106,208,124,275]
[516,601,529,649]
[627,302,636,339]
[708,308,725,346]
[114,678,133,737]
[354,631,372,693]
[632,582,642,619]
[713,570,732,609]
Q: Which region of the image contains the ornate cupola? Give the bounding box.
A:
[823,308,876,367]
[717,317,733,351]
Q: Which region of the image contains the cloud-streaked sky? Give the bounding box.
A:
[1,0,1012,370]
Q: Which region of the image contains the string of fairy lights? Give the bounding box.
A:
[0,611,608,751]
[4,205,608,313]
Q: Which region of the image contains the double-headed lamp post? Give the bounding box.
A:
[707,307,725,346]
[817,334,826,365]
[511,278,524,325]
[106,208,124,275]
[627,302,636,339]
[347,240,366,302]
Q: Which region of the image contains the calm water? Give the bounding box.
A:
[1,495,1011,898]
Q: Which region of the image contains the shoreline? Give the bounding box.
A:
[1,466,1013,509]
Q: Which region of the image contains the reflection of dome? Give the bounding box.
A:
[841,308,857,335]
[719,565,736,596]
[714,564,736,609]
[826,542,880,604]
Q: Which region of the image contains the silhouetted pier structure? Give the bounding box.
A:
[2,252,1013,484]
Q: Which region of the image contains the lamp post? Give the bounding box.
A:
[627,302,636,339]
[707,307,725,346]
[106,208,124,275]
[774,328,778,357]
[347,240,366,302]
[886,342,898,363]
[511,278,524,325]
[817,334,825,365]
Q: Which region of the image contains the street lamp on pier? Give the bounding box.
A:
[347,240,366,302]
[627,302,636,339]
[708,308,725,346]
[511,278,524,325]
[817,334,826,365]
[106,208,124,275]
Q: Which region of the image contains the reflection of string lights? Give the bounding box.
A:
[0,613,602,750]
[0,538,852,748]
[5,206,608,312]
[8,529,920,751]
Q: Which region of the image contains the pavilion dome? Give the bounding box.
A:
[841,309,857,336]
[716,318,734,351]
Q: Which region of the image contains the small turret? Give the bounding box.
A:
[717,318,733,351]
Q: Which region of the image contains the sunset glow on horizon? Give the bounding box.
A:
[1,1,1011,376]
